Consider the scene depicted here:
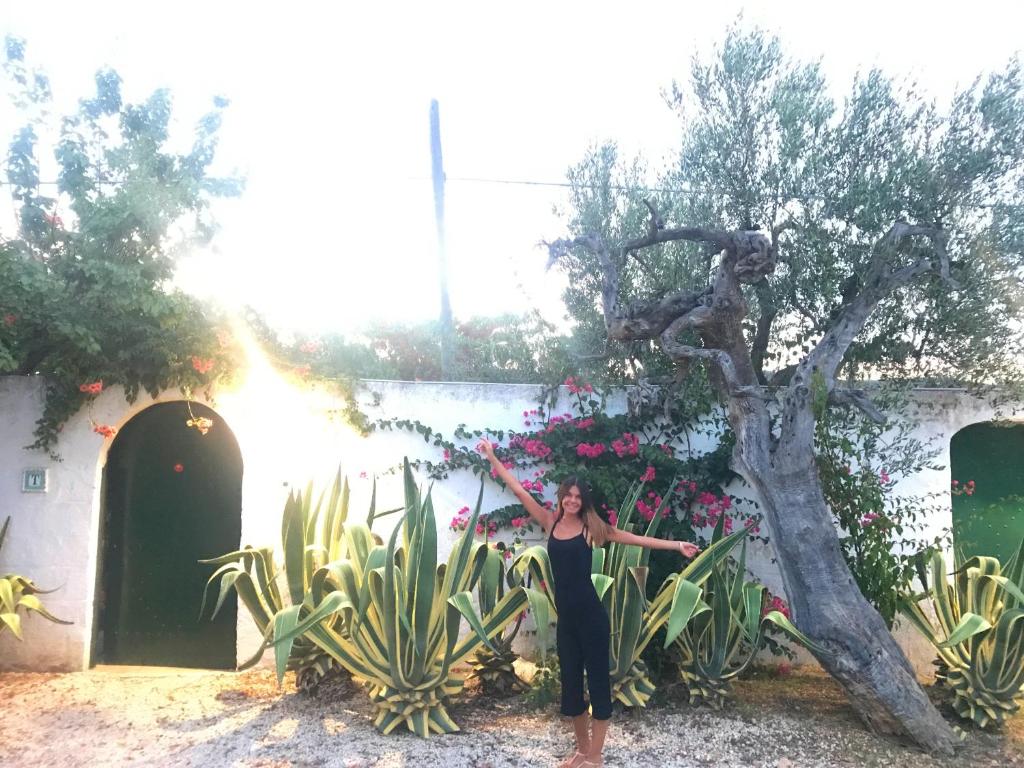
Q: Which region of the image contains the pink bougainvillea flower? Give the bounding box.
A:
[607,510,618,526]
[575,417,595,429]
[523,439,552,459]
[79,380,104,395]
[640,465,656,483]
[2,313,16,327]
[575,442,606,458]
[442,448,451,461]
[696,491,717,507]
[636,500,655,521]
[612,432,639,458]
[173,463,185,473]
[879,470,891,484]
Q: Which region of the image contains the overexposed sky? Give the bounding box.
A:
[2,1,1022,335]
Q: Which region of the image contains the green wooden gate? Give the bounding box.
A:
[94,401,242,668]
[950,422,1024,563]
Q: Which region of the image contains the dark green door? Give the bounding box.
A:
[95,401,242,668]
[950,422,1024,563]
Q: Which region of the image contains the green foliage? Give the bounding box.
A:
[816,392,951,627]
[671,518,821,708]
[0,516,71,639]
[559,23,1024,387]
[899,541,1024,729]
[523,657,561,710]
[0,37,243,455]
[286,312,572,385]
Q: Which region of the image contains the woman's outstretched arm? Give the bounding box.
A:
[477,438,554,533]
[607,528,700,558]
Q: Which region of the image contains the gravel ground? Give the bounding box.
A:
[1,665,1022,768]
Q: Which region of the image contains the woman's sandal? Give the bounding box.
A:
[557,751,587,768]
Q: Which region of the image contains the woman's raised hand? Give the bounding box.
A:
[476,438,496,458]
[679,541,701,558]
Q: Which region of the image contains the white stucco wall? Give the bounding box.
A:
[0,372,1018,676]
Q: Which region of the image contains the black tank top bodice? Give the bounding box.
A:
[548,519,601,613]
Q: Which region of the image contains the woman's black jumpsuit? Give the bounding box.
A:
[548,520,612,720]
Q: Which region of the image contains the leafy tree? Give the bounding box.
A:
[0,37,242,454]
[547,24,1024,752]
[281,312,571,384]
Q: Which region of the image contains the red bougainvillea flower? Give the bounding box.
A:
[173,463,185,473]
[79,380,104,395]
[92,423,116,438]
[191,356,215,374]
[563,376,594,395]
[764,595,791,619]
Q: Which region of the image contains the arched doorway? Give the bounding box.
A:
[950,421,1024,563]
[93,401,242,668]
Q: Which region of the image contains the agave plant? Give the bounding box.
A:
[218,460,548,737]
[899,540,1024,728]
[513,482,750,708]
[669,517,820,708]
[468,543,550,695]
[201,471,379,691]
[0,516,71,639]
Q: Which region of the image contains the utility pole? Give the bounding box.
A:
[430,99,453,379]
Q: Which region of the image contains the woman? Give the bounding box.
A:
[478,439,700,768]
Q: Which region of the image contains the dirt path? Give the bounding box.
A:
[1,667,1021,767]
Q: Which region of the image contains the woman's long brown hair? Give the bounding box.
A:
[553,476,615,547]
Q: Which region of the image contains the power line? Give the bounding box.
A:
[439,175,687,195]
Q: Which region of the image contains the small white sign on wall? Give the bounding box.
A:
[22,468,48,493]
